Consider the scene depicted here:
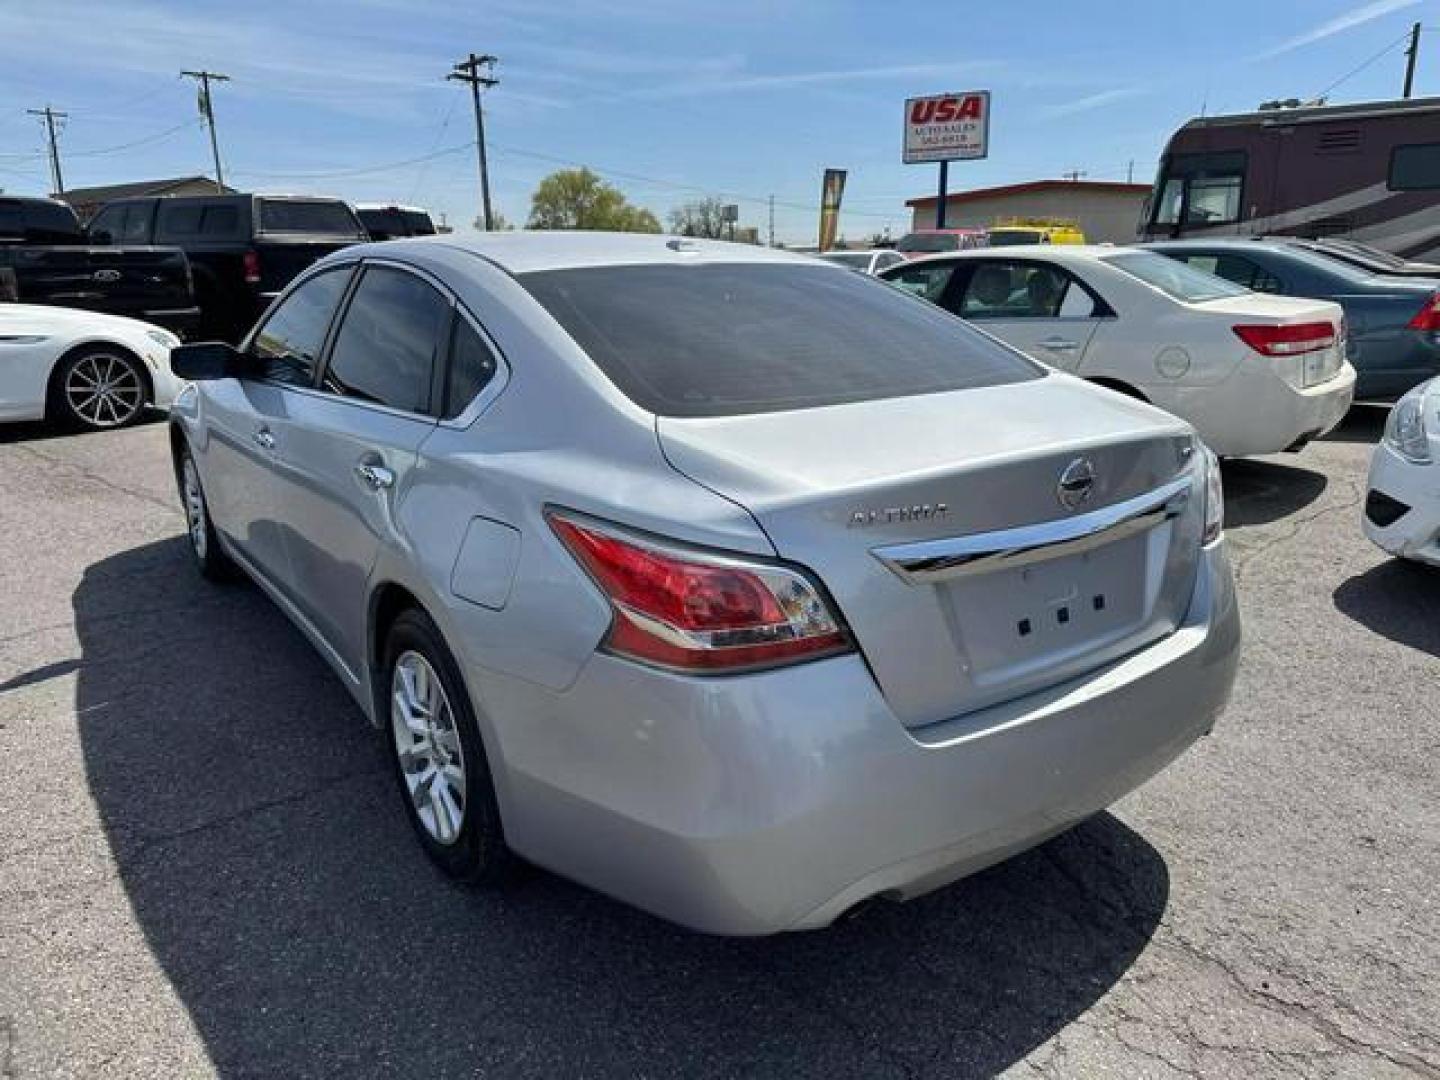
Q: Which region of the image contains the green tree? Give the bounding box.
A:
[527,168,660,232]
[668,196,729,239]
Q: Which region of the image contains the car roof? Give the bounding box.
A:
[374,231,829,274]
[355,202,430,213]
[897,244,1128,266]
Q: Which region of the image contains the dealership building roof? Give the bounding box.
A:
[905,179,1150,208]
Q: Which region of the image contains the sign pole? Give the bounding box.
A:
[935,160,949,230]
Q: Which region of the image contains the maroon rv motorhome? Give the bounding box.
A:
[1139,96,1440,261]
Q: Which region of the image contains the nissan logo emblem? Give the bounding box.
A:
[1056,458,1097,511]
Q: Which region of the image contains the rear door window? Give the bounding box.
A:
[258,199,366,238]
[956,261,1084,319]
[520,263,1041,418]
[249,266,354,386]
[322,265,450,413]
[119,203,151,243]
[86,205,127,244]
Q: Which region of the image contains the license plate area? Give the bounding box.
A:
[942,530,1151,685]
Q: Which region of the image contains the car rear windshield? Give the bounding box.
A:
[518,263,1043,418]
[258,198,366,237]
[896,232,959,253]
[402,210,436,235]
[987,229,1043,246]
[1104,251,1251,302]
[0,199,83,243]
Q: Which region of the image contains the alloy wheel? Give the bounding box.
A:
[390,650,468,845]
[64,352,144,428]
[181,456,208,561]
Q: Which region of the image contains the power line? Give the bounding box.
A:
[449,53,498,230]
[232,142,476,180]
[1316,28,1413,100]
[67,119,202,157]
[181,70,230,191]
[408,94,462,203]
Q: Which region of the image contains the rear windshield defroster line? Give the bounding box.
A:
[518,263,1042,418]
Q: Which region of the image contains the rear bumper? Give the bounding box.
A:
[1364,443,1440,565]
[141,305,202,339]
[1159,362,1355,457]
[474,541,1240,935]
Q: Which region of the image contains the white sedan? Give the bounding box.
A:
[0,304,183,430]
[820,249,908,276]
[881,246,1357,457]
[1364,378,1439,565]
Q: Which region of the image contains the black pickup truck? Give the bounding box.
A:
[0,196,200,336]
[88,193,368,342]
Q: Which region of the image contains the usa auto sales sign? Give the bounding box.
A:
[903,91,990,163]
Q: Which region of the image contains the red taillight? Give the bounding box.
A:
[548,511,851,673]
[1232,321,1337,357]
[242,249,261,285]
[1407,292,1440,331]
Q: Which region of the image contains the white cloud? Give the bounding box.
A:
[1037,86,1145,120]
[625,61,1003,102]
[1254,0,1421,59]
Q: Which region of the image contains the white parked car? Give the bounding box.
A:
[1364,378,1439,565]
[820,249,907,276]
[0,304,182,429]
[881,247,1356,457]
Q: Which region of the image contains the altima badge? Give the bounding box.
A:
[1056,458,1097,510]
[848,503,949,528]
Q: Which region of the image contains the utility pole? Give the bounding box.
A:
[26,106,67,195]
[1403,22,1421,99]
[1126,159,1135,184]
[181,70,230,190]
[1063,169,1087,183]
[449,53,498,230]
[768,195,775,247]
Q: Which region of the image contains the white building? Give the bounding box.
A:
[906,179,1151,244]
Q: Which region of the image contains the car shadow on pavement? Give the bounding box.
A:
[1320,402,1388,446]
[1221,458,1328,528]
[70,536,1171,1079]
[1334,558,1440,658]
[0,413,164,446]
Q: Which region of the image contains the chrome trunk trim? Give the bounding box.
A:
[873,475,1193,585]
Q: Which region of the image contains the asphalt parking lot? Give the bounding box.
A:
[0,408,1436,1079]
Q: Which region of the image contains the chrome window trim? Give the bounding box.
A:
[872,475,1193,585]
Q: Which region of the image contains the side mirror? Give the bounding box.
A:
[170,341,251,380]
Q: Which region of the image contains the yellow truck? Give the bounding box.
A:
[985,218,1086,246]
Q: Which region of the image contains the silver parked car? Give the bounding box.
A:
[168,233,1240,935]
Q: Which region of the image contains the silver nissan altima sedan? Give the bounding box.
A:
[167,232,1240,935]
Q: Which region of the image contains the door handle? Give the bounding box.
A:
[252,427,276,450]
[354,462,395,491]
[1039,337,1079,352]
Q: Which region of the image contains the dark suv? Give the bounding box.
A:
[89,193,367,341]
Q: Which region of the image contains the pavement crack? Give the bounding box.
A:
[9,441,177,513]
[1232,479,1363,582]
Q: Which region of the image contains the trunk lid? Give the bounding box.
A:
[658,376,1205,728]
[1196,294,1349,386]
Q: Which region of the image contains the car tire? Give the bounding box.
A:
[383,608,512,885]
[50,345,150,431]
[176,445,238,582]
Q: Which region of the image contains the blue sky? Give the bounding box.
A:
[0,0,1433,243]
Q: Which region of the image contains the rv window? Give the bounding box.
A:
[1389,143,1440,191]
[1151,151,1246,227]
